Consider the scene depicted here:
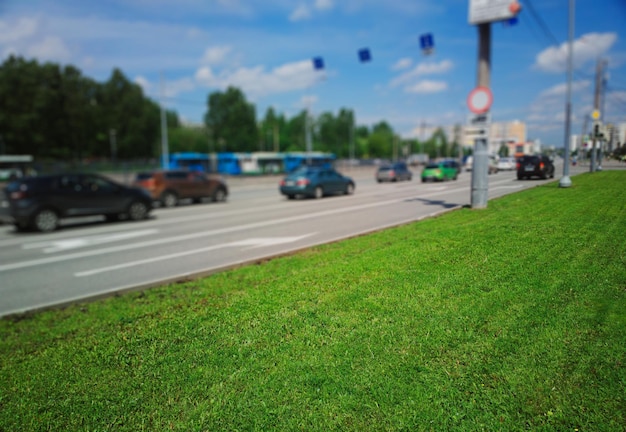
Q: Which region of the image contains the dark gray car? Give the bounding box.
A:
[1,173,153,232]
[376,162,413,183]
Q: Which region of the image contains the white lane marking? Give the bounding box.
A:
[74,235,315,277]
[0,186,468,273]
[22,229,159,253]
[491,185,524,191]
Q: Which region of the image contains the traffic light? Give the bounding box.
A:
[594,123,600,138]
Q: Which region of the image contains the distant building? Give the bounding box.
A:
[462,119,527,155]
[488,120,526,154]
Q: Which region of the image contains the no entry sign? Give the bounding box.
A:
[467,86,493,114]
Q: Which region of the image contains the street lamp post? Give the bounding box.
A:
[559,0,574,188]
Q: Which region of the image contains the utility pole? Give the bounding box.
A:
[559,0,574,188]
[305,107,312,165]
[109,128,117,167]
[420,120,426,156]
[470,23,491,208]
[590,59,606,172]
[160,72,169,170]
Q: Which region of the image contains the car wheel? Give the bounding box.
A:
[212,187,227,202]
[314,186,323,199]
[161,191,178,208]
[345,183,355,195]
[287,194,296,200]
[32,208,59,233]
[127,201,149,221]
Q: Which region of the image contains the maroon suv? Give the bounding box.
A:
[133,170,228,207]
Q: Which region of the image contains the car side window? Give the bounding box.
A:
[59,175,81,192]
[166,172,188,180]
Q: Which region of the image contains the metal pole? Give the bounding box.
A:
[471,23,490,209]
[109,128,117,167]
[598,60,608,171]
[559,0,574,187]
[305,108,312,165]
[160,72,169,170]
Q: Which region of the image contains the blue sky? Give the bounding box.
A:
[1,0,625,147]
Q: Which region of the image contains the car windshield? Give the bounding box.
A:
[425,163,440,169]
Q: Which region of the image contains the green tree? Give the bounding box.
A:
[284,111,307,152]
[204,86,258,153]
[168,126,212,154]
[368,121,394,158]
[99,68,160,159]
[259,107,282,152]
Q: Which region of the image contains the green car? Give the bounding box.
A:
[421,161,458,182]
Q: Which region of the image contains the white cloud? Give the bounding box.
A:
[406,80,447,94]
[390,59,453,87]
[0,17,73,63]
[195,59,319,97]
[391,57,412,71]
[196,66,216,84]
[0,17,38,44]
[314,0,334,11]
[535,32,617,73]
[26,35,71,62]
[134,75,151,92]
[289,4,312,21]
[165,77,196,98]
[290,0,333,22]
[539,80,591,98]
[202,45,231,65]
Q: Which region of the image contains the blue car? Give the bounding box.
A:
[279,166,355,199]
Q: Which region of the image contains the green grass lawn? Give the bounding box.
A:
[1,172,625,431]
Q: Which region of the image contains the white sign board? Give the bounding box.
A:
[469,0,517,25]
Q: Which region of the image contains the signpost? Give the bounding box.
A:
[420,33,435,55]
[467,0,520,208]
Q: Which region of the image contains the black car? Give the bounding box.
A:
[376,162,413,182]
[0,173,153,232]
[516,155,555,180]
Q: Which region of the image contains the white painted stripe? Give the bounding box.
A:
[74,234,315,277]
[0,187,465,273]
[22,229,159,253]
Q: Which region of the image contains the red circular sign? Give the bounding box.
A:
[467,86,493,114]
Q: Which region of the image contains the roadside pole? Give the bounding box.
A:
[559,0,574,188]
[160,72,169,170]
[470,23,491,209]
[468,0,521,208]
